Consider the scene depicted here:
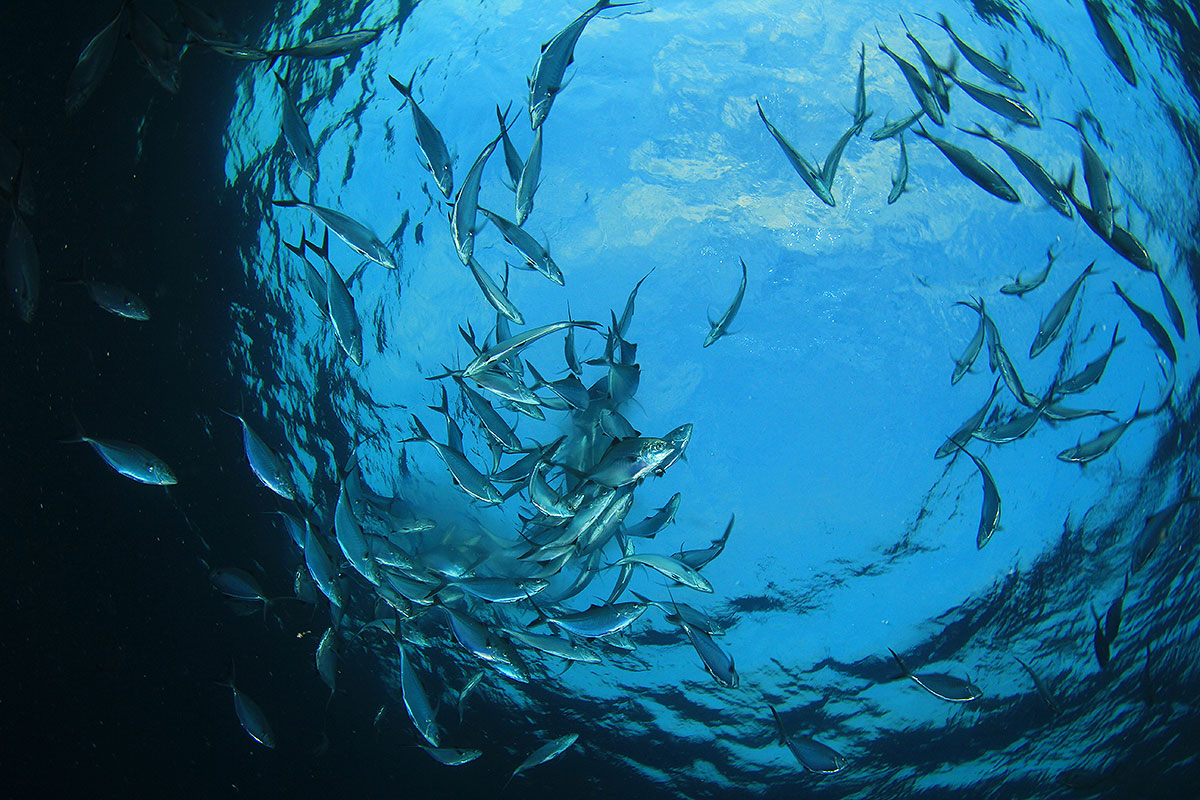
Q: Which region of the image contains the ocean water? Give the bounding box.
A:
[3,0,1199,797]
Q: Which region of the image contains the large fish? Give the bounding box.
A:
[1029,261,1095,358]
[1113,281,1176,363]
[272,198,397,270]
[334,483,380,585]
[273,28,382,60]
[304,523,344,609]
[768,705,846,773]
[451,131,505,265]
[273,72,319,182]
[923,13,1025,92]
[912,124,1019,203]
[876,39,944,125]
[1083,0,1137,87]
[66,5,126,116]
[527,0,638,129]
[1056,116,1113,237]
[756,101,836,206]
[389,74,453,199]
[281,229,329,320]
[614,553,713,593]
[464,320,598,377]
[66,429,177,486]
[479,208,563,285]
[704,258,747,347]
[128,5,182,94]
[958,125,1070,218]
[325,260,363,364]
[888,648,983,702]
[220,410,296,500]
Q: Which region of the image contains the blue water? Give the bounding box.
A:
[8,0,1198,797]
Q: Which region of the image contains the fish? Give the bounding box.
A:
[420,747,483,766]
[588,437,676,487]
[681,619,738,687]
[614,553,714,593]
[271,198,397,270]
[677,514,734,571]
[1104,573,1128,643]
[304,524,344,609]
[210,567,272,607]
[618,269,654,338]
[870,109,924,141]
[944,66,1039,128]
[315,627,338,696]
[128,5,182,94]
[1113,281,1176,363]
[62,280,150,321]
[756,100,836,206]
[888,648,983,702]
[536,602,646,638]
[398,641,440,747]
[282,229,330,320]
[1030,261,1095,358]
[218,663,276,748]
[467,257,524,325]
[922,12,1025,92]
[1014,656,1061,715]
[497,103,525,188]
[1091,605,1111,670]
[821,117,867,188]
[951,443,1001,549]
[66,5,126,116]
[1055,116,1112,237]
[273,28,382,59]
[516,125,542,224]
[900,15,950,113]
[888,132,909,205]
[66,429,177,486]
[1130,495,1200,573]
[455,376,521,451]
[273,72,319,182]
[1056,402,1141,463]
[564,302,583,375]
[704,258,747,347]
[479,208,563,285]
[876,38,944,125]
[768,705,846,773]
[528,0,638,129]
[1083,0,1137,87]
[451,130,505,265]
[853,42,870,126]
[951,297,985,385]
[958,125,1070,217]
[1000,243,1057,295]
[506,628,602,664]
[405,416,503,505]
[1153,270,1186,340]
[464,320,599,377]
[995,334,1040,407]
[624,493,682,538]
[389,73,454,199]
[5,158,38,323]
[173,1,230,41]
[935,377,1002,458]
[1059,325,1122,394]
[220,410,296,501]
[322,259,363,364]
[972,398,1048,445]
[456,669,485,722]
[335,483,380,585]
[506,733,579,788]
[912,124,1019,203]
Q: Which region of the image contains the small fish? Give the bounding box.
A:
[870,109,924,141]
[1153,270,1186,340]
[282,229,330,320]
[768,704,846,773]
[1057,324,1123,394]
[66,5,126,116]
[273,72,319,182]
[853,42,870,126]
[66,429,177,486]
[537,602,646,638]
[923,12,1025,92]
[325,260,363,364]
[564,302,583,375]
[704,258,747,347]
[218,662,276,748]
[334,482,379,585]
[451,131,505,265]
[516,125,542,225]
[507,628,602,664]
[959,125,1070,218]
[912,124,1019,203]
[951,296,985,385]
[457,669,485,722]
[876,38,944,125]
[389,73,453,199]
[1000,243,1057,295]
[888,132,909,205]
[506,733,579,788]
[756,101,836,206]
[273,28,382,60]
[1014,656,1061,715]
[527,0,638,128]
[1030,261,1095,358]
[617,269,654,338]
[220,410,296,500]
[1083,0,1137,87]
[888,648,983,702]
[271,198,397,270]
[304,524,344,609]
[1113,281,1176,363]
[62,279,150,321]
[935,377,1002,458]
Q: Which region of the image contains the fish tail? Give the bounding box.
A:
[888,647,910,676]
[387,73,413,100]
[427,385,451,416]
[767,704,787,745]
[271,198,300,208]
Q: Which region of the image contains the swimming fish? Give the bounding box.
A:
[325,259,363,364]
[870,109,924,141]
[405,415,503,505]
[479,208,563,285]
[922,12,1025,92]
[935,377,1002,459]
[273,28,383,60]
[1056,116,1113,237]
[614,553,713,593]
[899,15,950,113]
[1113,281,1176,363]
[506,733,579,788]
[1029,261,1094,358]
[912,124,1020,203]
[677,514,734,571]
[66,429,178,486]
[220,410,296,501]
[951,297,985,385]
[1000,243,1057,295]
[756,100,836,206]
[681,618,738,687]
[61,279,150,321]
[952,443,1001,549]
[389,73,454,199]
[944,65,1039,128]
[768,704,846,773]
[398,640,440,747]
[958,125,1070,217]
[1130,495,1200,573]
[1091,605,1111,670]
[876,37,944,125]
[467,257,524,325]
[888,648,983,702]
[1104,573,1128,643]
[704,258,747,347]
[853,42,870,126]
[273,71,319,182]
[451,130,505,265]
[1083,0,1137,87]
[66,5,126,116]
[821,117,867,188]
[1014,656,1061,715]
[888,131,909,205]
[218,662,276,748]
[272,198,397,270]
[516,124,542,224]
[1056,402,1141,463]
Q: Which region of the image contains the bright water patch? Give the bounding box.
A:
[224,0,1198,796]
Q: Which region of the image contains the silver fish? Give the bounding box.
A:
[516,125,542,225]
[325,260,363,364]
[876,40,943,125]
[615,553,713,593]
[272,198,397,270]
[588,437,675,487]
[69,280,150,321]
[480,208,563,285]
[1131,496,1200,573]
[870,108,924,141]
[677,514,734,571]
[465,320,598,377]
[451,131,504,265]
[853,42,870,125]
[420,747,482,766]
[1154,270,1186,340]
[69,433,177,485]
[624,493,681,538]
[274,28,382,60]
[467,257,524,325]
[219,664,276,748]
[389,74,453,199]
[945,68,1039,128]
[681,620,738,687]
[769,704,846,773]
[1030,261,1095,358]
[912,124,1019,203]
[900,15,950,113]
[924,12,1025,91]
[282,229,329,320]
[273,72,319,182]
[936,377,1002,458]
[756,101,836,206]
[220,410,296,500]
[527,0,637,129]
[66,6,125,116]
[335,483,379,585]
[1057,115,1113,236]
[406,416,503,505]
[704,258,747,347]
[1113,281,1176,363]
[951,297,985,385]
[507,628,602,664]
[1083,0,1137,87]
[539,602,646,637]
[820,117,867,188]
[1057,403,1141,463]
[304,524,344,609]
[889,648,983,702]
[1000,243,1057,295]
[507,733,579,787]
[398,641,440,747]
[888,131,909,205]
[498,103,524,187]
[316,627,338,696]
[950,443,1001,548]
[959,124,1069,217]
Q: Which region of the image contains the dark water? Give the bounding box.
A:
[3,1,1200,798]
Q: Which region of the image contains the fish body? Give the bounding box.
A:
[624,493,682,538]
[1153,271,1186,340]
[398,642,440,746]
[936,377,1002,458]
[66,6,125,116]
[951,297,985,384]
[588,437,675,486]
[1059,325,1122,394]
[769,705,846,773]
[756,101,836,206]
[507,628,602,663]
[1057,407,1139,463]
[1104,574,1128,643]
[271,198,396,269]
[71,435,177,485]
[509,734,579,785]
[853,43,870,125]
[1113,281,1176,363]
[465,320,599,377]
[888,132,909,205]
[221,410,296,500]
[1000,244,1056,295]
[900,17,950,113]
[326,261,363,364]
[528,0,636,128]
[304,525,344,609]
[452,132,505,264]
[316,628,337,694]
[542,602,646,637]
[1092,607,1111,670]
[516,125,543,224]
[615,553,713,593]
[1015,656,1061,714]
[877,42,943,125]
[421,747,483,766]
[1083,0,1137,87]
[480,208,562,285]
[678,514,734,571]
[704,259,747,347]
[929,13,1025,91]
[682,621,738,687]
[498,104,525,186]
[957,445,1001,549]
[959,125,1070,217]
[274,28,382,59]
[821,117,867,188]
[467,257,524,325]
[407,416,503,505]
[946,71,1039,127]
[220,668,276,749]
[912,124,1019,203]
[274,72,319,182]
[1030,261,1095,358]
[1131,497,1200,572]
[889,648,983,702]
[870,109,924,141]
[335,483,379,585]
[389,74,453,198]
[74,281,150,320]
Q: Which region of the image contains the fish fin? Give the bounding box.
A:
[887,647,910,677]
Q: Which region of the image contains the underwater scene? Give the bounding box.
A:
[4,0,1199,797]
